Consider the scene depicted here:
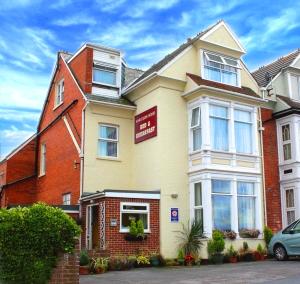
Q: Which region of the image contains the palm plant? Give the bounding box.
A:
[176,220,205,256]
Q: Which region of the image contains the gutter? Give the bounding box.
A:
[182,85,266,103]
[87,99,136,110]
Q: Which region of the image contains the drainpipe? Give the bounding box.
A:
[258,107,268,228]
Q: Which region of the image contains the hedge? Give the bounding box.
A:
[0,203,81,284]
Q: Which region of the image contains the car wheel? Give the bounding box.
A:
[274,244,288,261]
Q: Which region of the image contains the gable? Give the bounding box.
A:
[291,54,300,69]
[200,23,245,54]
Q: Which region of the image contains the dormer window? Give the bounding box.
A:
[290,74,300,101]
[202,51,240,87]
[55,79,64,107]
[93,66,117,86]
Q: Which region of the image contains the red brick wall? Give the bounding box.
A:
[68,47,93,94]
[0,160,7,187]
[261,108,282,232]
[81,197,160,255]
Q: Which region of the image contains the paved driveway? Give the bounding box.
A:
[80,259,300,284]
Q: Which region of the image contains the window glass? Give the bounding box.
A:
[283,144,292,160]
[193,128,201,151]
[93,68,116,85]
[210,105,228,151]
[286,189,295,208]
[98,125,118,157]
[191,108,200,127]
[212,195,231,231]
[100,126,117,140]
[238,182,255,230]
[120,203,149,231]
[282,125,290,141]
[63,193,71,205]
[212,180,231,194]
[191,107,201,151]
[40,144,46,175]
[194,183,202,206]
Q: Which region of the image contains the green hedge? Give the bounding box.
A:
[0,203,81,284]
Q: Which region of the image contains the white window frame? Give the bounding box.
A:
[40,143,46,176]
[282,124,292,161]
[98,124,119,158]
[54,79,64,108]
[63,193,71,205]
[190,107,201,151]
[285,188,296,225]
[201,50,241,87]
[93,67,117,87]
[119,202,150,233]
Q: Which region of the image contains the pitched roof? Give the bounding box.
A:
[277,95,300,109]
[124,67,144,87]
[126,21,222,88]
[252,49,300,87]
[86,94,136,107]
[186,73,260,99]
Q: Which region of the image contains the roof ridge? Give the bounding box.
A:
[252,49,300,74]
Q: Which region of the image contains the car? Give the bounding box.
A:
[268,219,300,260]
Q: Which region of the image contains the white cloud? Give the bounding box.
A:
[53,15,97,26]
[97,0,127,12]
[177,12,191,28]
[50,0,72,9]
[0,108,40,122]
[0,0,41,11]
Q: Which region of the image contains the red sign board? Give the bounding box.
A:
[135,106,157,144]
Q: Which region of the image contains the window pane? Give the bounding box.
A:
[235,122,252,153]
[204,66,221,82]
[238,196,255,230]
[210,117,228,151]
[212,195,231,230]
[224,57,238,67]
[210,105,228,118]
[194,183,202,206]
[195,208,203,229]
[237,182,255,195]
[100,126,117,140]
[191,108,200,127]
[222,70,237,86]
[93,69,116,85]
[123,205,147,211]
[193,128,201,151]
[282,125,290,141]
[212,180,231,194]
[283,143,291,160]
[287,211,295,225]
[121,213,148,229]
[286,189,294,208]
[206,53,223,63]
[99,141,117,157]
[235,110,251,123]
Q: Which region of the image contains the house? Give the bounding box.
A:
[253,49,300,230]
[1,20,266,258]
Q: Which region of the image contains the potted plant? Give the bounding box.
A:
[239,242,254,261]
[127,255,137,269]
[254,244,266,261]
[176,220,204,265]
[149,252,160,267]
[226,245,238,263]
[207,230,225,264]
[223,230,237,240]
[184,254,195,266]
[90,257,109,274]
[136,254,150,267]
[79,250,90,275]
[177,249,185,266]
[263,226,273,247]
[125,220,147,241]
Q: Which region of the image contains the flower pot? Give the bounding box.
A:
[254,252,262,261]
[211,253,224,264]
[243,252,254,262]
[229,256,238,263]
[79,266,90,275]
[177,259,185,266]
[95,267,105,274]
[150,257,160,267]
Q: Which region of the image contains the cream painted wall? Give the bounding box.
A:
[83,104,134,192]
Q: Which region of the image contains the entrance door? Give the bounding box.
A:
[86,205,100,250]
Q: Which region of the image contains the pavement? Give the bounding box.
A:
[80,259,300,284]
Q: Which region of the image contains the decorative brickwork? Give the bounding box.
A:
[261,108,282,232]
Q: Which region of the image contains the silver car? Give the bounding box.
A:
[268,219,300,260]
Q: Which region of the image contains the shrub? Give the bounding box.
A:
[177,248,185,260]
[136,255,150,266]
[80,250,90,266]
[226,245,238,257]
[136,219,145,237]
[129,220,138,237]
[263,226,273,246]
[207,230,225,256]
[108,256,129,271]
[176,220,204,256]
[0,203,81,284]
[256,244,264,255]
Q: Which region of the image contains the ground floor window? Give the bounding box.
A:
[62,193,71,205]
[194,183,203,230]
[120,202,149,232]
[285,188,296,225]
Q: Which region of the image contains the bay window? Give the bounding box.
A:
[211,180,231,231]
[237,182,256,230]
[282,124,291,160]
[191,107,201,151]
[194,183,203,229]
[98,124,118,158]
[235,109,253,154]
[210,105,229,151]
[120,202,149,232]
[203,51,240,87]
[285,188,296,225]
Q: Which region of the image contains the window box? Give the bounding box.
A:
[124,234,148,242]
[239,229,260,238]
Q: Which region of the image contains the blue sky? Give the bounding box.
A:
[0,0,300,158]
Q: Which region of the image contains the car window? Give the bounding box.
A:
[293,221,300,233]
[283,219,299,234]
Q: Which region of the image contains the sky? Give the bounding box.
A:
[0,0,300,158]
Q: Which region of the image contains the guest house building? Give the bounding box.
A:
[0,21,266,258]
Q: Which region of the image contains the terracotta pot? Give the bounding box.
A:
[229,256,238,263]
[79,266,89,275]
[95,267,104,274]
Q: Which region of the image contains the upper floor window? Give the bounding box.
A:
[93,67,117,86]
[98,124,118,158]
[191,107,201,151]
[40,143,46,176]
[282,124,291,160]
[290,74,300,101]
[210,105,229,151]
[63,193,71,205]
[234,110,253,154]
[203,51,240,87]
[55,79,64,107]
